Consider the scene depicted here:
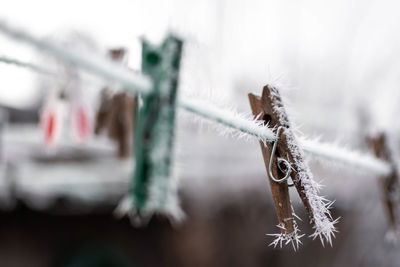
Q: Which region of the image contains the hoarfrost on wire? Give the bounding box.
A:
[178,96,276,143]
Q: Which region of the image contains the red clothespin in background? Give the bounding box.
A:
[367,133,400,236]
[70,96,91,144]
[249,84,336,248]
[66,64,92,144]
[41,59,92,147]
[41,93,63,147]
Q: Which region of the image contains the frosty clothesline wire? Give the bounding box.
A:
[0,55,57,76]
[0,55,111,87]
[1,54,388,178]
[0,21,391,178]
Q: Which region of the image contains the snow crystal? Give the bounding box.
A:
[267,208,305,251]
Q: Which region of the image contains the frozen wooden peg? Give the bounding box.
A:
[249,85,336,246]
[248,91,295,235]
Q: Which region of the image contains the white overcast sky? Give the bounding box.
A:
[0,0,177,107]
[0,0,400,134]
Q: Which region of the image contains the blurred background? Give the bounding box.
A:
[0,0,400,266]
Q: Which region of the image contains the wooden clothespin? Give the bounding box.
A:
[367,133,399,232]
[107,92,136,158]
[94,89,113,135]
[95,49,137,158]
[130,35,183,221]
[109,48,126,62]
[249,85,335,247]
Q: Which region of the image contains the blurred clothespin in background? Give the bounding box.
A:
[249,85,336,248]
[94,48,137,158]
[115,35,184,225]
[40,55,92,148]
[41,88,64,148]
[367,133,400,238]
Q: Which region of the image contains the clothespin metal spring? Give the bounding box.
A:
[269,126,294,187]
